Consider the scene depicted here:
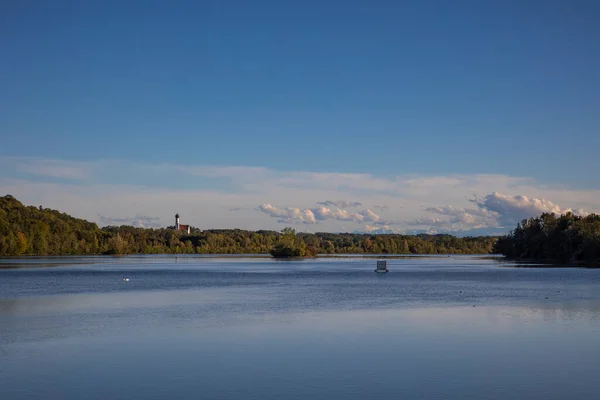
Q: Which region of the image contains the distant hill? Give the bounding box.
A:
[0,195,499,256]
[0,194,106,255]
[354,226,508,237]
[405,227,509,237]
[353,228,401,235]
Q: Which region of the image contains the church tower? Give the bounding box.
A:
[174,213,190,233]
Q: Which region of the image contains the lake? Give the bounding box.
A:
[1,255,600,399]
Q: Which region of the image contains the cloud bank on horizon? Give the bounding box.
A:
[99,214,162,228]
[0,156,597,236]
[258,192,590,234]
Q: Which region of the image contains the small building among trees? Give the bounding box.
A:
[174,213,190,234]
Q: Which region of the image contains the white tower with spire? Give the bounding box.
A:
[174,213,190,233]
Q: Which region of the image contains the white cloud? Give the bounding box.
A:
[359,209,381,222]
[413,216,445,226]
[8,157,93,180]
[313,206,365,222]
[258,204,316,224]
[258,203,384,225]
[413,192,591,232]
[418,204,498,230]
[472,192,589,226]
[99,214,162,228]
[317,200,362,208]
[373,204,390,211]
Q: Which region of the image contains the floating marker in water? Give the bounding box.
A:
[375,260,388,273]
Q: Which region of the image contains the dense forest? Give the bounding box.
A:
[493,212,600,264]
[0,195,498,256]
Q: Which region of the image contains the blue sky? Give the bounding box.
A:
[1,1,599,233]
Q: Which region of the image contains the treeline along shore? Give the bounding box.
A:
[494,212,600,265]
[1,195,496,256]
[1,195,598,263]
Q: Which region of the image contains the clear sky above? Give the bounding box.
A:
[1,1,599,234]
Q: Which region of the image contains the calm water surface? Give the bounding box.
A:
[1,255,600,399]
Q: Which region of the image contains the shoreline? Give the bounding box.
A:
[501,257,600,268]
[1,252,597,269]
[1,252,500,259]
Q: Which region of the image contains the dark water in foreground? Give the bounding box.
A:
[1,255,600,399]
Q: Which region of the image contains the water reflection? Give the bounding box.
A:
[2,257,600,400]
[3,287,600,345]
[3,302,600,400]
